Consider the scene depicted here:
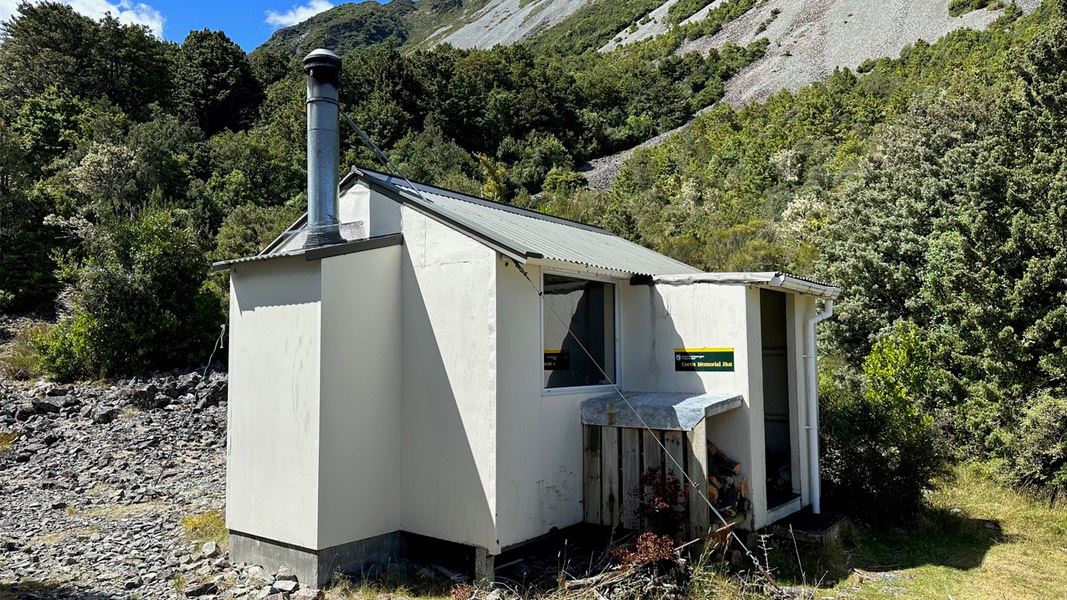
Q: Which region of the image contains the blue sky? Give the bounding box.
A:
[0,0,367,51]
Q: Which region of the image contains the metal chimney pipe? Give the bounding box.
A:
[303,48,343,247]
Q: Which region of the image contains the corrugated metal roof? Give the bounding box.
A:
[355,168,700,277]
[654,272,841,299]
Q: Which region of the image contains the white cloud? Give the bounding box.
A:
[265,0,333,28]
[0,0,23,24]
[0,0,165,37]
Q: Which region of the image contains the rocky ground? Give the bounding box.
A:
[0,370,324,599]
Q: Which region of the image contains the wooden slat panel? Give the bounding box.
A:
[686,419,711,538]
[642,430,664,478]
[601,426,620,527]
[583,424,601,525]
[664,431,686,517]
[641,429,664,529]
[620,428,641,529]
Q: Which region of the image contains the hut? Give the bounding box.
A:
[214,49,840,586]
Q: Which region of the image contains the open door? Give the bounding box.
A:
[760,289,798,510]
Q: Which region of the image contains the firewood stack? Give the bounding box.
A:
[705,442,750,519]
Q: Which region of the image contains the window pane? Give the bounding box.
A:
[543,274,615,388]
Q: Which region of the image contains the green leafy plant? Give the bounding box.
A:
[1009,393,1067,501]
[821,322,951,520]
[948,0,1002,17]
[35,209,221,380]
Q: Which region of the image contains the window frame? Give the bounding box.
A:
[539,268,622,394]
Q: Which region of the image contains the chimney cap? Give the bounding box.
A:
[303,48,341,73]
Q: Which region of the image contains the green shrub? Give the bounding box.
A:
[35,209,222,380]
[821,322,951,521]
[666,0,716,25]
[1008,394,1067,496]
[499,131,572,193]
[32,313,96,381]
[948,0,1000,17]
[542,167,588,195]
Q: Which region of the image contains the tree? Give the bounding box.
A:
[34,208,221,379]
[13,86,90,173]
[499,131,572,193]
[0,2,97,107]
[126,108,204,200]
[1009,394,1067,500]
[391,123,476,185]
[0,117,59,309]
[91,15,175,120]
[70,143,142,218]
[0,3,173,118]
[250,48,290,89]
[174,30,262,136]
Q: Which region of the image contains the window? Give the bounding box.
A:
[542,274,616,388]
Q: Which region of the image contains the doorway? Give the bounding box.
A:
[761,289,797,510]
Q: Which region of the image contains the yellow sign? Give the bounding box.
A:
[674,347,734,372]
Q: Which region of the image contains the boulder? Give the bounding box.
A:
[272,578,298,593]
[44,384,72,397]
[15,402,36,420]
[183,579,218,597]
[91,406,119,424]
[244,565,272,588]
[30,400,60,414]
[274,565,297,581]
[201,541,220,559]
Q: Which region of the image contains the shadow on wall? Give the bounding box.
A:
[398,245,495,549]
[544,282,608,389]
[232,259,320,312]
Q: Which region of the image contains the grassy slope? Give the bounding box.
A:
[817,465,1067,599]
[256,0,419,58]
[523,0,664,53]
[310,466,1066,598]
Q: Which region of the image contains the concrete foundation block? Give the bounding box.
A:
[230,530,408,587]
[473,546,495,585]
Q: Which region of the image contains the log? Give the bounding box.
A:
[706,483,719,503]
[566,570,624,590]
[710,522,734,546]
[740,478,750,499]
[706,442,742,475]
[718,486,739,509]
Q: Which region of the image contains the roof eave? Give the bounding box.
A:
[212,233,404,272]
[652,272,841,299]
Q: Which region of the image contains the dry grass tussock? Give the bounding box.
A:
[0,324,45,379]
[0,430,17,453]
[181,509,228,548]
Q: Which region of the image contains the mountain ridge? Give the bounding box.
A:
[255,0,604,58]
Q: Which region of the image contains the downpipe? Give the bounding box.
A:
[806,299,833,514]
